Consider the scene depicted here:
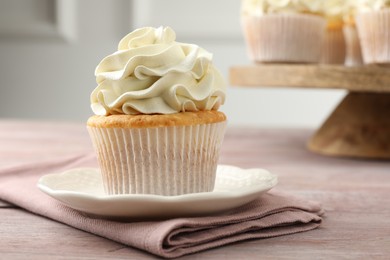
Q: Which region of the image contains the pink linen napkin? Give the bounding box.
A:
[0,154,324,259]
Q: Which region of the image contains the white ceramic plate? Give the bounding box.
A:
[37,165,277,219]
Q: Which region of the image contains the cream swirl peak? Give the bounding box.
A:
[241,0,323,16]
[355,0,390,12]
[91,26,226,116]
[322,0,348,17]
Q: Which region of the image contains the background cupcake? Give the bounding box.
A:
[87,27,227,196]
[241,0,326,63]
[320,0,347,64]
[355,0,390,64]
[343,1,364,66]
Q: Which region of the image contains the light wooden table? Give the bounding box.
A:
[1,120,390,259]
[230,64,390,159]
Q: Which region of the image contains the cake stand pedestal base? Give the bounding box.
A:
[308,92,390,159]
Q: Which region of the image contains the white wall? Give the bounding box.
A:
[0,0,345,127]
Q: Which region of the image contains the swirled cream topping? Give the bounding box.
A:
[241,0,323,16]
[355,0,390,12]
[322,0,349,27]
[91,27,226,116]
[323,0,348,17]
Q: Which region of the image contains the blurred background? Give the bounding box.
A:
[0,0,345,127]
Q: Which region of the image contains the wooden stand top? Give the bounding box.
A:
[230,64,390,93]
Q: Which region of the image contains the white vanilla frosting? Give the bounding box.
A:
[322,0,347,17]
[241,0,323,16]
[320,0,349,27]
[91,27,226,116]
[354,0,390,12]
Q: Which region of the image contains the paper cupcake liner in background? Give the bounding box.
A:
[343,24,363,66]
[88,122,226,196]
[356,9,390,64]
[320,27,346,64]
[241,14,326,63]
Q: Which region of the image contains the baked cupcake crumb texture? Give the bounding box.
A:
[87,110,226,128]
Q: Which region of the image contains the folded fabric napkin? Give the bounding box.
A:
[0,154,324,259]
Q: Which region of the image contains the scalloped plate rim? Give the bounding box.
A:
[37,165,278,219]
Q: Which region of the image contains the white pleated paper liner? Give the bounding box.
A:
[320,27,346,64]
[343,24,363,66]
[88,121,226,196]
[241,14,326,63]
[356,9,390,64]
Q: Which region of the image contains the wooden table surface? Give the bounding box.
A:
[1,120,390,259]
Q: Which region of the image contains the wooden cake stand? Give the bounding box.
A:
[230,64,390,159]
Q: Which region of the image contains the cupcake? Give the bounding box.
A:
[343,1,364,66]
[355,0,390,64]
[241,0,326,63]
[320,0,347,64]
[87,27,227,196]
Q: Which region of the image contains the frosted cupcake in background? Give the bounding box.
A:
[320,0,347,64]
[241,0,326,63]
[343,1,364,66]
[355,0,390,64]
[87,27,227,196]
